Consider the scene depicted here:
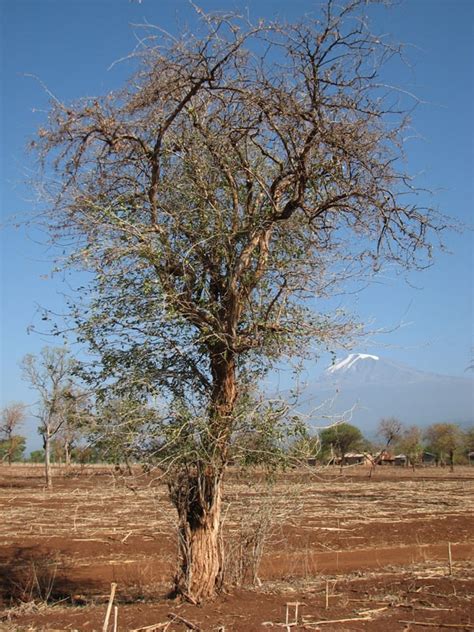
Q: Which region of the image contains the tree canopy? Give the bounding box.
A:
[396,425,423,469]
[424,422,462,470]
[0,436,26,463]
[319,422,364,461]
[22,347,80,487]
[0,403,26,465]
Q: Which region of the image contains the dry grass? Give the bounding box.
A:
[0,464,473,631]
[1,464,473,550]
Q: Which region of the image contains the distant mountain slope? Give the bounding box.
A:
[296,354,474,434]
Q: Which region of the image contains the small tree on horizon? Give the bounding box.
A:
[28,449,45,463]
[371,417,404,471]
[54,386,92,467]
[424,422,462,471]
[0,436,26,463]
[319,422,364,464]
[30,2,446,601]
[0,402,26,465]
[463,426,474,464]
[396,425,423,470]
[377,417,403,451]
[21,347,79,488]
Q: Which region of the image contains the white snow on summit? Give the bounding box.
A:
[307,353,474,432]
[327,353,379,373]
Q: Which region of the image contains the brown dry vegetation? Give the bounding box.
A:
[0,464,473,631]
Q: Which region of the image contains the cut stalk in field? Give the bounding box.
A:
[102,582,117,632]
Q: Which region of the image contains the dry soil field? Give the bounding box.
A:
[0,464,473,631]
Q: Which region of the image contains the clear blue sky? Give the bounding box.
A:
[1,0,473,447]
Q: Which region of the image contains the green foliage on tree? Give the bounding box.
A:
[232,407,308,469]
[319,422,364,462]
[396,425,423,469]
[424,422,463,470]
[28,449,45,463]
[0,402,26,465]
[0,436,26,462]
[71,445,104,465]
[462,426,474,458]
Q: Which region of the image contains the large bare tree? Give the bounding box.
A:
[32,2,445,600]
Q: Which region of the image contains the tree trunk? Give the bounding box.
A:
[7,432,12,466]
[44,433,52,489]
[124,454,133,476]
[169,349,236,602]
[171,467,223,602]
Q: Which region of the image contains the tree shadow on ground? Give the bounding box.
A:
[0,546,101,608]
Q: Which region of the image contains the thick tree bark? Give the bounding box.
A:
[169,349,236,602]
[172,468,223,602]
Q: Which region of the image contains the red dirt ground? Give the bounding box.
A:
[0,464,473,631]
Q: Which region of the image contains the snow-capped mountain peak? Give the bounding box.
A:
[308,353,473,432]
[327,353,379,374]
[323,352,454,386]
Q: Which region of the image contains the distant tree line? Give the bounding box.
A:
[2,349,473,477]
[290,418,474,471]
